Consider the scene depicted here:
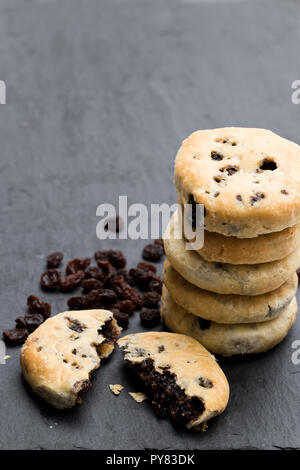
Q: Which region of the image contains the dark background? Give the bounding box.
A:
[0,0,300,450]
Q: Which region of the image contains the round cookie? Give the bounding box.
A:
[164,212,300,295]
[179,208,300,264]
[163,259,298,323]
[174,127,300,238]
[161,286,298,356]
[118,332,229,428]
[20,310,121,409]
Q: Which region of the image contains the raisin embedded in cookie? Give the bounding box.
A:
[174,127,300,238]
[163,259,298,323]
[118,331,229,428]
[161,286,298,356]
[163,211,300,295]
[20,310,121,409]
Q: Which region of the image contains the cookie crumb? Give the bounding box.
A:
[109,384,124,396]
[129,392,148,403]
[194,421,208,432]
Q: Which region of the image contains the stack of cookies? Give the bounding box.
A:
[161,127,300,356]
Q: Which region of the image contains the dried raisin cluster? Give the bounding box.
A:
[3,295,51,345]
[3,243,165,345]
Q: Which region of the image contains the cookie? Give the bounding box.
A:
[174,127,300,238]
[20,310,121,409]
[163,259,298,323]
[179,208,300,264]
[118,332,229,428]
[161,286,297,356]
[164,212,300,295]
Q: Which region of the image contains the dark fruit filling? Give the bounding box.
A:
[3,328,29,345]
[46,251,64,269]
[99,319,118,344]
[142,244,164,262]
[259,159,277,171]
[132,358,205,425]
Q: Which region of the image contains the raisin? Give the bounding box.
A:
[100,319,117,343]
[99,289,118,306]
[27,295,51,319]
[84,266,104,280]
[132,359,205,425]
[137,262,157,273]
[66,258,91,275]
[82,278,103,293]
[107,250,126,269]
[114,299,135,314]
[67,318,86,333]
[259,159,277,171]
[149,279,162,294]
[199,377,213,388]
[16,314,44,333]
[140,309,161,327]
[225,166,238,176]
[142,244,164,262]
[46,251,64,268]
[67,296,86,310]
[154,238,164,249]
[74,379,91,396]
[60,270,85,292]
[143,291,161,308]
[111,277,143,309]
[3,328,29,345]
[129,268,158,291]
[115,269,135,286]
[95,250,126,269]
[198,318,211,330]
[112,309,129,329]
[211,151,223,161]
[250,192,265,206]
[84,289,102,308]
[188,194,197,229]
[96,259,117,279]
[94,250,109,262]
[40,269,61,290]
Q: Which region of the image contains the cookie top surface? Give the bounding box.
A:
[21,310,121,409]
[118,332,229,427]
[174,127,300,237]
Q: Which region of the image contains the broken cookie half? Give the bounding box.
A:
[20,310,121,409]
[118,332,229,429]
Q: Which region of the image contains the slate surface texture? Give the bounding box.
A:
[0,0,299,450]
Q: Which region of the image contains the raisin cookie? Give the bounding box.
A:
[21,310,121,409]
[161,286,297,356]
[179,208,300,264]
[164,212,300,295]
[175,128,300,238]
[118,332,229,428]
[163,259,298,323]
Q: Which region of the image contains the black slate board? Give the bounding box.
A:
[0,0,300,450]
